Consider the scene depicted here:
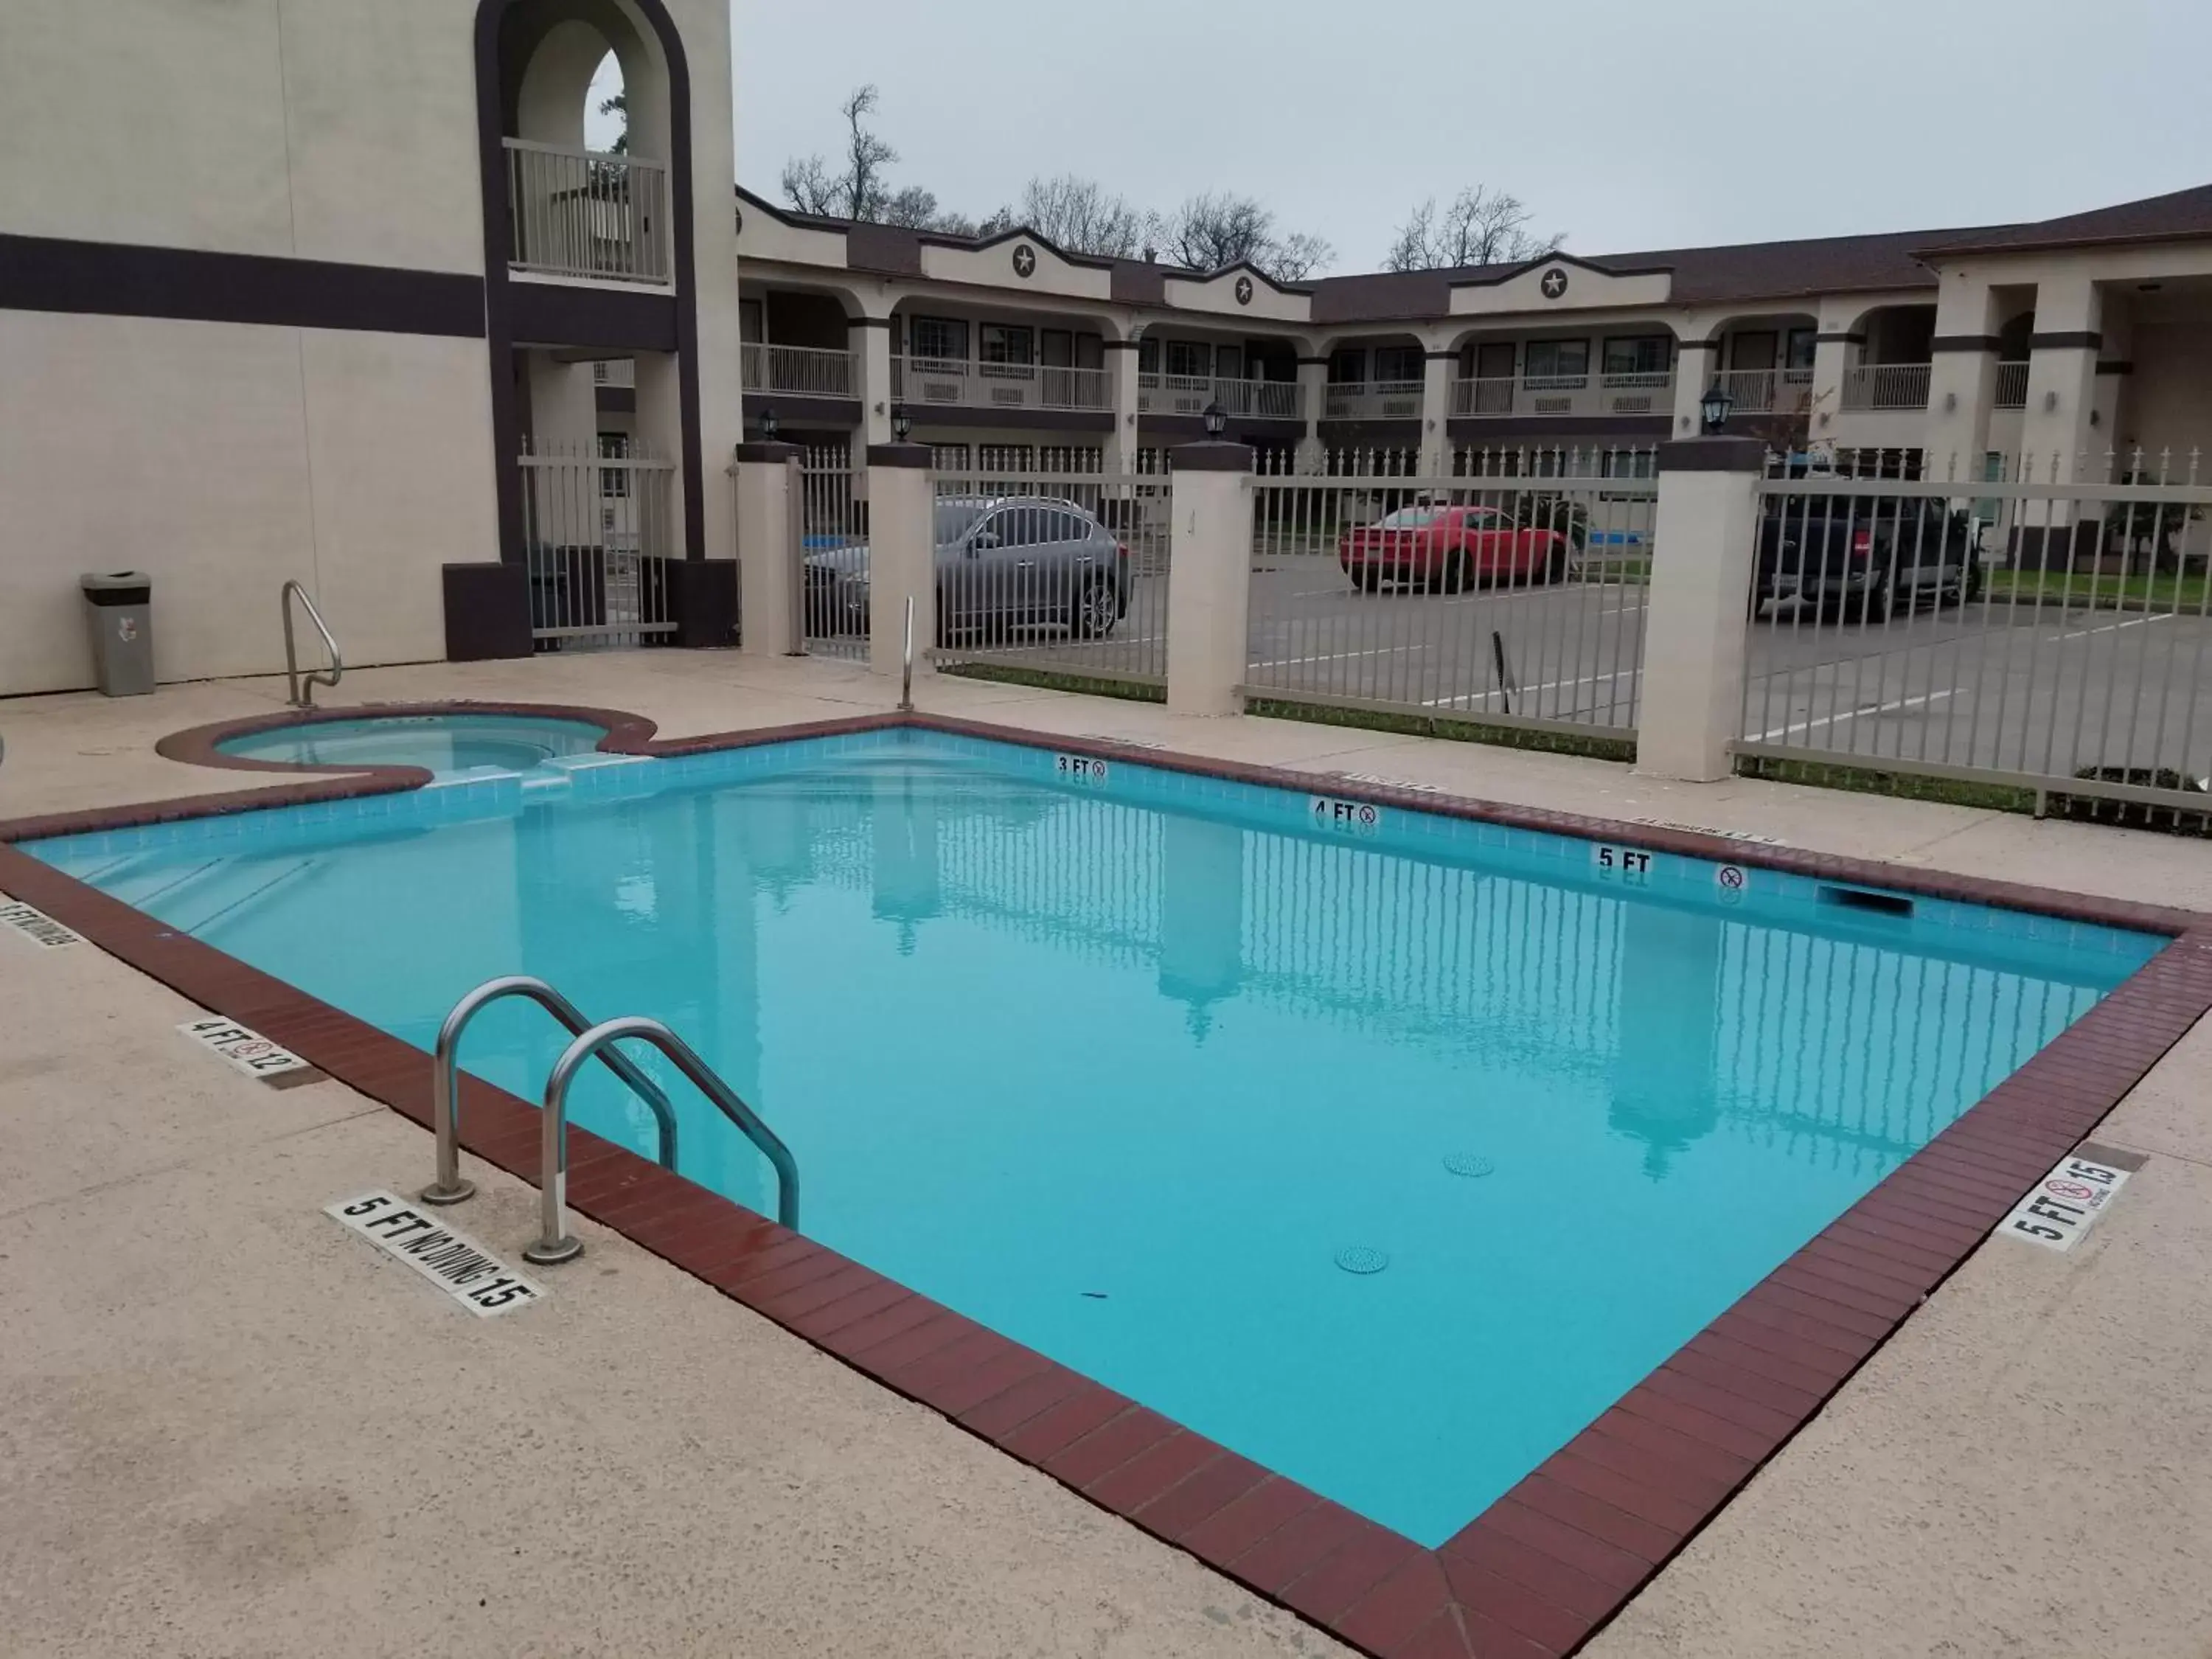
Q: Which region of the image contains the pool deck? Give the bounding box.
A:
[3,650,2210,1658]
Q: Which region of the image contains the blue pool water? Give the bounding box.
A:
[217,713,608,776]
[29,730,2161,1545]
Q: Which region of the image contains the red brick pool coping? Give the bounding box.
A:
[5,702,2209,1659]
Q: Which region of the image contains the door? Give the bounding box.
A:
[1475,341,1516,411]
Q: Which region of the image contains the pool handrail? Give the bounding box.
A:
[899,593,915,712]
[526,1015,799,1265]
[280,580,343,708]
[422,975,678,1207]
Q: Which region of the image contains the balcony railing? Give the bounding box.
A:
[891,356,1111,412]
[1840,363,1933,411]
[1324,380,1423,420]
[742,343,858,399]
[1138,373,1304,420]
[504,138,669,285]
[1710,368,1813,414]
[1447,372,1676,419]
[1993,361,2031,409]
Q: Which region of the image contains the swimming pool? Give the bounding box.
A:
[24,726,2163,1548]
[215,712,609,776]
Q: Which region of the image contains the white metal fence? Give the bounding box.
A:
[518,439,677,648]
[502,139,669,285]
[1840,363,1933,411]
[743,344,857,398]
[1243,448,1658,740]
[798,448,868,660]
[925,468,1172,686]
[890,358,1113,413]
[1739,448,2212,826]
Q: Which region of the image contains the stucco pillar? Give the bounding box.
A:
[733,441,801,656]
[2022,276,2104,486]
[633,351,687,551]
[1106,340,1143,473]
[1637,437,1764,782]
[1296,357,1329,467]
[525,352,599,453]
[1672,339,1719,437]
[1165,442,1255,716]
[866,442,936,681]
[852,316,893,449]
[1420,351,1454,472]
[1806,312,1860,445]
[1925,276,2002,484]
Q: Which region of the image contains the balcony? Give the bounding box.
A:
[1710,367,1814,414]
[1447,372,1675,419]
[504,139,669,285]
[1324,380,1423,420]
[890,356,1112,412]
[1139,373,1304,421]
[1840,363,1932,411]
[742,343,858,399]
[1993,361,2031,408]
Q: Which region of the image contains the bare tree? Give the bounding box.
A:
[779,84,898,220]
[1384,186,1561,271]
[1158,192,1333,282]
[998,175,1152,258]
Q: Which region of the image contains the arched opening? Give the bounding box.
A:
[1840,302,1938,410]
[1703,313,1818,414]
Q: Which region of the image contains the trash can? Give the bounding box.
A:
[80,571,154,697]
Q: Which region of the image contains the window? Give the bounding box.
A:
[1601,336,1671,378]
[1523,340,1590,386]
[908,315,967,363]
[1785,328,1817,375]
[1164,339,1213,379]
[980,324,1034,374]
[739,299,764,344]
[982,506,1051,548]
[598,431,630,498]
[1375,507,1442,529]
[1372,345,1422,385]
[1138,338,1160,375]
[1329,347,1368,385]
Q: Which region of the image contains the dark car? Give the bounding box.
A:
[1755,493,1981,622]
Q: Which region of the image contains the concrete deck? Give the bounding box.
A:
[2,649,2209,1656]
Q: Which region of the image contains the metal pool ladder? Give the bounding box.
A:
[280,580,342,708]
[420,977,801,1267]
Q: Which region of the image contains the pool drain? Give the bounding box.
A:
[1334,1246,1390,1276]
[1443,1152,1495,1178]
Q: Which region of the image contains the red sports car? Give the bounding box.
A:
[1338,504,1571,592]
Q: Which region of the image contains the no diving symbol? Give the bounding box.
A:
[2046,1180,2098,1203]
[1540,268,1568,299]
[1717,864,1747,894]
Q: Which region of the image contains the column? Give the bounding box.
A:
[1671,338,1719,437]
[2093,302,2131,460]
[733,441,801,656]
[1420,349,1454,473]
[1164,441,1256,716]
[851,315,893,449]
[866,441,936,681]
[1105,338,1143,473]
[1636,437,1764,781]
[2022,276,2103,484]
[1296,355,1329,467]
[1807,309,1862,445]
[1924,274,2002,484]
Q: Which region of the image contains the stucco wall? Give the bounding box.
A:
[1,0,484,274]
[0,311,495,695]
[2121,320,2212,467]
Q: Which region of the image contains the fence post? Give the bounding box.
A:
[1636,437,1764,781]
[733,442,801,656]
[1165,441,1256,716]
[866,442,936,681]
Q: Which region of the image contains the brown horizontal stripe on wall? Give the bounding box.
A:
[1930,334,2001,352]
[1658,436,1767,472]
[509,281,679,352]
[2097,360,2134,375]
[740,393,860,427]
[902,406,1115,434]
[0,232,485,337]
[595,386,637,415]
[2031,330,2103,351]
[1169,440,1255,471]
[1139,414,1304,441]
[1815,331,1865,344]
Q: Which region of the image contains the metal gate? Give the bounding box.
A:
[798,446,867,661]
[1244,446,1658,740]
[518,437,676,649]
[1739,448,2212,827]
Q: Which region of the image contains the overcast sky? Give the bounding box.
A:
[602,0,2211,273]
